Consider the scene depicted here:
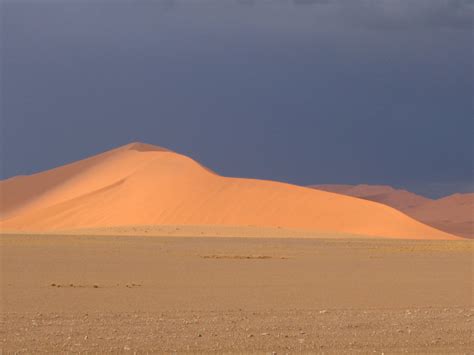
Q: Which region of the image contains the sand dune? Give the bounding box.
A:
[310,184,473,238]
[311,184,430,210]
[0,143,169,220]
[0,143,458,240]
[407,193,473,238]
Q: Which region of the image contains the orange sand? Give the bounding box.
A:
[0,143,458,240]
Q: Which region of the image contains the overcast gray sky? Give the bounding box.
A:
[1,0,473,197]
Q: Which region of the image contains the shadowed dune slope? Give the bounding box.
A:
[0,143,458,240]
[311,184,430,211]
[310,184,472,238]
[407,193,473,238]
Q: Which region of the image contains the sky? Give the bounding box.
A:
[1,0,473,198]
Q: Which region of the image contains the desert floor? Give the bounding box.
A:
[1,234,473,353]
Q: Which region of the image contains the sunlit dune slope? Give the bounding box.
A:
[0,143,170,220]
[0,143,457,239]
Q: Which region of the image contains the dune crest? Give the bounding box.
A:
[0,143,458,240]
[0,142,171,220]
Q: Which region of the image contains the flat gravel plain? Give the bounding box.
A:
[1,235,472,353]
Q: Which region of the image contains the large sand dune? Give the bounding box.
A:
[0,143,457,239]
[311,184,473,238]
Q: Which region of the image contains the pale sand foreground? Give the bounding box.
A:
[6,225,403,240]
[1,234,473,353]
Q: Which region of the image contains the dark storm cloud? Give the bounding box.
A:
[1,0,472,197]
[292,0,331,6]
[236,0,257,6]
[338,0,474,30]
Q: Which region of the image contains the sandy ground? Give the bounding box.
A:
[1,234,473,353]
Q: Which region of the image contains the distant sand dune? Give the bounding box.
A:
[310,184,473,238]
[0,143,458,240]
